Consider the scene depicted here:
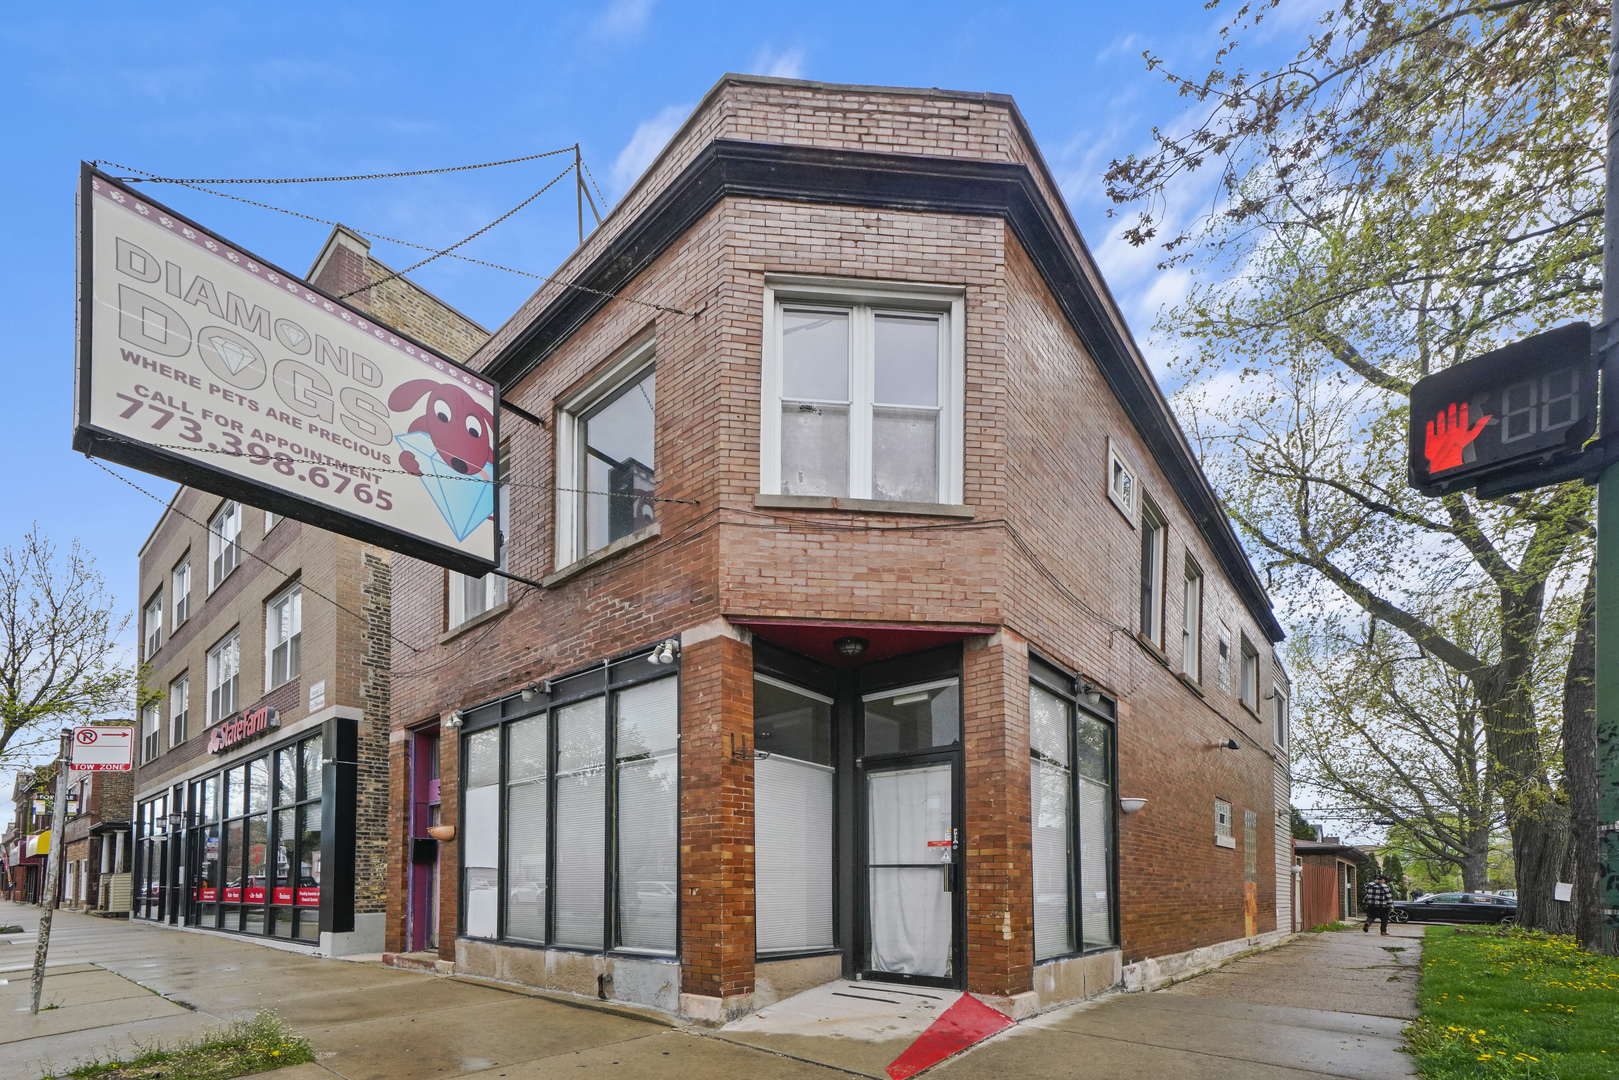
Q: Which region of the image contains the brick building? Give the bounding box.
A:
[385,75,1293,1021]
[130,225,487,955]
[3,766,56,904]
[61,746,136,915]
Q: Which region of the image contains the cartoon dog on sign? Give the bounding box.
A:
[389,380,498,542]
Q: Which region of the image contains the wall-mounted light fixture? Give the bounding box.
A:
[1079,682,1105,708]
[446,711,464,729]
[1119,797,1148,814]
[167,811,185,831]
[834,636,870,658]
[648,638,681,665]
[521,683,539,702]
[1219,738,1239,751]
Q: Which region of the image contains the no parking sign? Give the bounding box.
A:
[69,726,134,771]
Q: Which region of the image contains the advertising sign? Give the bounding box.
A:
[69,726,134,772]
[1407,323,1596,496]
[75,164,500,576]
[206,704,280,754]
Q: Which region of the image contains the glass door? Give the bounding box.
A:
[859,676,962,987]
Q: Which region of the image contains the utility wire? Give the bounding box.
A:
[100,163,693,317]
[337,162,575,300]
[93,149,575,185]
[580,158,612,214]
[91,459,426,654]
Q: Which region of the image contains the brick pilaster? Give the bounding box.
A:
[678,633,756,1009]
[963,629,1033,997]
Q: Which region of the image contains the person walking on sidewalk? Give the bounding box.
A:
[1363,873,1393,935]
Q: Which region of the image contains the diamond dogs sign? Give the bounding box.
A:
[74,164,500,575]
[1407,323,1598,499]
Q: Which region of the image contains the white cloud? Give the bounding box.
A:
[751,45,806,80]
[591,0,654,40]
[1095,33,1144,64]
[613,104,692,192]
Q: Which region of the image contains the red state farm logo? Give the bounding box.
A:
[206,705,280,754]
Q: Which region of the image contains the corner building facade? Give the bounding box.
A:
[388,75,1294,1021]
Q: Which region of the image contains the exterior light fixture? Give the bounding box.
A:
[1221,738,1239,751]
[1079,682,1104,707]
[1119,798,1148,814]
[521,683,539,702]
[167,811,184,830]
[834,636,870,658]
[446,711,464,728]
[648,638,681,665]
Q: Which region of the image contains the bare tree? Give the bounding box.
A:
[0,524,136,765]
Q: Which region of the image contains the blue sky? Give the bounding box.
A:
[0,1,1321,732]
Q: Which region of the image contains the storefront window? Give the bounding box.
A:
[459,667,679,956]
[863,680,959,755]
[1029,659,1117,960]
[754,675,835,955]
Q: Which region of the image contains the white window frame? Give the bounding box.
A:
[265,583,302,689]
[1106,438,1139,524]
[171,554,190,630]
[760,275,965,505]
[1139,498,1166,646]
[1181,558,1203,680]
[1217,621,1233,692]
[169,672,189,747]
[206,628,241,723]
[452,441,512,625]
[142,592,162,659]
[141,702,161,763]
[1273,682,1288,748]
[1215,798,1236,849]
[208,501,242,591]
[1240,633,1260,712]
[555,340,657,569]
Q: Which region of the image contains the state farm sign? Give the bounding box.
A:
[74,164,500,576]
[207,704,280,754]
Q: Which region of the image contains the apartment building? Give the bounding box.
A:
[384,75,1293,1021]
[131,225,487,955]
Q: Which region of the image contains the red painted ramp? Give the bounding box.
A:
[886,993,1014,1079]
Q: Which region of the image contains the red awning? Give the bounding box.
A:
[728,617,997,667]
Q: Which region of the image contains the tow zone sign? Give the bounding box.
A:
[70,726,134,772]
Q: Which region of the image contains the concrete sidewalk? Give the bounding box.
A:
[0,903,1419,1080]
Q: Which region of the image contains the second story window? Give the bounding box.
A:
[556,341,657,568]
[762,280,964,506]
[209,501,242,590]
[172,555,190,629]
[266,584,302,688]
[1217,622,1233,692]
[450,441,511,627]
[143,592,163,659]
[1273,682,1288,748]
[208,630,241,723]
[170,672,189,747]
[141,702,161,763]
[1181,559,1202,680]
[1139,499,1166,646]
[1240,634,1260,712]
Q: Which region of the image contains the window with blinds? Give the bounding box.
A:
[754,675,835,955]
[1029,659,1117,960]
[458,669,679,956]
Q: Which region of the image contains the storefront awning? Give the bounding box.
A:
[25,832,49,858]
[729,617,998,667]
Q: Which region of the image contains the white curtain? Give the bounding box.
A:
[867,764,952,977]
[1079,776,1113,948]
[505,716,548,943]
[756,755,835,953]
[1030,686,1073,960]
[554,698,607,948]
[616,678,679,953]
[463,729,500,938]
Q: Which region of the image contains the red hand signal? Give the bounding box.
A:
[1423,402,1491,474]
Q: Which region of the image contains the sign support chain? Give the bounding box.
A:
[1599,20,1619,956]
[29,732,71,1015]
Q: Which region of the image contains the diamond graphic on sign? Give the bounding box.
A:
[209,335,255,375]
[395,430,494,541]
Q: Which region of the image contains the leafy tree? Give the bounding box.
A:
[1106,0,1602,936]
[1289,806,1318,841]
[0,524,137,766]
[1380,851,1409,900]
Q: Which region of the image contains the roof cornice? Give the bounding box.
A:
[483,139,1282,642]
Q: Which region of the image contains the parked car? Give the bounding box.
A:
[1497,889,1517,899]
[1388,892,1516,925]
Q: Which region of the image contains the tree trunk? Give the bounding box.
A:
[1460,848,1490,893]
[1563,567,1601,947]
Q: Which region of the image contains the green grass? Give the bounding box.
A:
[1407,925,1619,1079]
[1308,920,1350,933]
[42,1010,314,1080]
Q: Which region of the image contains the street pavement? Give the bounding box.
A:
[0,903,1419,1079]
